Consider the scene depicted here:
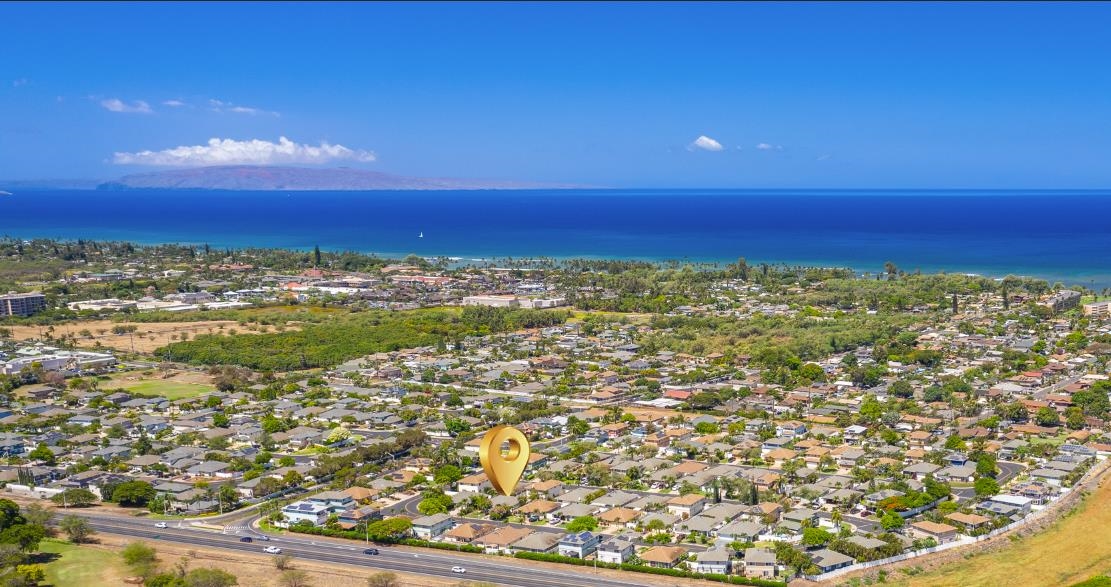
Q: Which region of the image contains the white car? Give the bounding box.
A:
[451,566,466,574]
[154,522,168,529]
[264,546,283,554]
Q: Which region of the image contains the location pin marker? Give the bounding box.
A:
[479,425,531,496]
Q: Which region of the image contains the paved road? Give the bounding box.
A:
[953,460,1026,502]
[80,513,655,587]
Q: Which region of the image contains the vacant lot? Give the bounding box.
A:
[96,369,217,399]
[86,533,462,587]
[39,538,128,587]
[7,319,255,353]
[883,473,1111,587]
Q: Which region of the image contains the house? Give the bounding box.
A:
[596,538,635,564]
[500,529,558,553]
[809,548,855,573]
[640,545,687,569]
[306,490,355,512]
[909,521,959,544]
[717,520,765,543]
[411,513,454,539]
[902,462,941,481]
[667,493,707,519]
[742,548,777,579]
[982,494,1033,515]
[692,548,732,575]
[336,506,381,530]
[946,512,991,531]
[598,507,640,526]
[458,472,492,493]
[279,501,330,527]
[476,526,534,554]
[443,522,496,544]
[935,465,976,483]
[558,531,602,558]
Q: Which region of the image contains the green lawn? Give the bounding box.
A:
[38,539,123,587]
[120,380,216,400]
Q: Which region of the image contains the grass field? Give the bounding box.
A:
[38,539,126,587]
[115,380,216,399]
[96,369,217,400]
[887,474,1111,587]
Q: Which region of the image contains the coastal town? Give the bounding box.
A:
[2,238,1111,585]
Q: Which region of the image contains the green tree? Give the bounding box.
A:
[433,465,462,486]
[0,500,21,532]
[799,363,826,383]
[184,567,238,587]
[51,488,98,508]
[1065,407,1087,430]
[880,512,904,531]
[801,527,834,548]
[0,524,44,552]
[565,516,599,532]
[566,416,589,436]
[113,480,157,507]
[976,455,997,478]
[1034,407,1061,427]
[59,515,95,543]
[27,444,56,466]
[7,564,45,586]
[122,541,158,575]
[889,380,914,399]
[974,477,1000,497]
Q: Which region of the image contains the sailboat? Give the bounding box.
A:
[418,232,424,238]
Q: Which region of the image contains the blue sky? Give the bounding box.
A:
[2,1,1111,187]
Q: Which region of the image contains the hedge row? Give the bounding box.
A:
[286,525,482,553]
[513,551,785,587]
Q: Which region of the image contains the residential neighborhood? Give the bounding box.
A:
[2,239,1111,583]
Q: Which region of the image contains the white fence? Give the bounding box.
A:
[804,457,1110,582]
[5,484,63,499]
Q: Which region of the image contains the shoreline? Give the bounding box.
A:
[4,232,1108,288]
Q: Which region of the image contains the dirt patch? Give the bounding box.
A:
[92,533,463,587]
[6,319,282,354]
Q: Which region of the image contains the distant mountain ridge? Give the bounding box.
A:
[95,165,580,191]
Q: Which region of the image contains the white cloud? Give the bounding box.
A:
[162,99,187,107]
[817,154,832,161]
[689,135,724,152]
[112,136,377,166]
[756,142,783,151]
[101,98,153,114]
[209,98,279,117]
[12,78,29,88]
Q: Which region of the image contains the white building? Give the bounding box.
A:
[277,501,330,527]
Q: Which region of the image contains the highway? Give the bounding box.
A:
[78,513,655,587]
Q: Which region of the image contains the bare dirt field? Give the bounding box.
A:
[91,533,465,587]
[8,319,264,353]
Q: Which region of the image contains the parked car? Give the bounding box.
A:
[240,537,253,543]
[451,567,466,574]
[264,546,282,554]
[363,548,379,555]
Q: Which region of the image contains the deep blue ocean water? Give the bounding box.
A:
[2,189,1111,286]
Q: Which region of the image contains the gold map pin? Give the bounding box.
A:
[479,425,530,496]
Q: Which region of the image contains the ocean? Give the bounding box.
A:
[2,189,1111,286]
